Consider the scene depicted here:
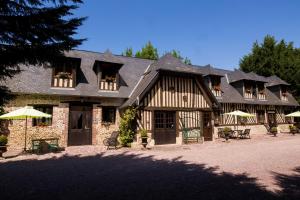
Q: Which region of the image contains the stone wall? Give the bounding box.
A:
[5,103,69,150]
[92,104,120,146]
[2,94,123,150]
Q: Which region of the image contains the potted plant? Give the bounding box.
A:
[289,125,297,135]
[270,127,278,136]
[223,127,232,141]
[0,135,8,154]
[140,129,148,148]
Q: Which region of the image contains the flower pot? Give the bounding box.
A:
[271,131,277,137]
[141,137,148,148]
[225,134,230,141]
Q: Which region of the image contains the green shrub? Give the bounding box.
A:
[139,129,148,138]
[271,127,277,133]
[0,107,5,115]
[119,107,137,147]
[0,135,8,146]
[289,125,296,130]
[223,127,232,134]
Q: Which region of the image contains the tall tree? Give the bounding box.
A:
[168,50,192,65]
[0,0,85,106]
[122,47,133,57]
[240,35,300,103]
[135,41,159,60]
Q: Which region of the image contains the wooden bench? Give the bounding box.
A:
[183,128,201,144]
[32,138,59,154]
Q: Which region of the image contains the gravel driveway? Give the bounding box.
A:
[1,134,300,200]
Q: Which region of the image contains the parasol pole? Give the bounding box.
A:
[24,116,27,152]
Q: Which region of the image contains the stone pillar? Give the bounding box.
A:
[92,104,101,145]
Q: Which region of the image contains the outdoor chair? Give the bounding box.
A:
[239,129,251,139]
[217,128,225,138]
[264,124,273,135]
[103,131,119,150]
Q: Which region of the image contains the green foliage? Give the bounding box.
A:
[119,107,137,146]
[0,135,8,146]
[168,50,192,65]
[223,127,232,134]
[139,129,148,138]
[0,107,5,115]
[122,47,133,57]
[289,125,297,130]
[271,127,278,133]
[135,41,159,60]
[0,0,85,106]
[122,43,192,64]
[239,35,300,103]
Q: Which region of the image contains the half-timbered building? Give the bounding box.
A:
[0,50,298,149]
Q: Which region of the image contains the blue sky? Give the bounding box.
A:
[74,0,300,70]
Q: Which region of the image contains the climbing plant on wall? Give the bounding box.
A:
[119,107,137,147]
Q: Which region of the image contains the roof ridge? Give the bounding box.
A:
[72,49,156,61]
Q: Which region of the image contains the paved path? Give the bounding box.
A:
[1,134,300,200]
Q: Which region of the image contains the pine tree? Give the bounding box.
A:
[135,41,159,60]
[168,50,192,65]
[240,35,300,103]
[122,47,133,57]
[0,0,85,106]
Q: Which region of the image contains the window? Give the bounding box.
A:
[257,110,265,124]
[99,64,119,91]
[211,76,222,97]
[281,86,288,101]
[52,61,76,88]
[154,111,175,129]
[244,81,253,99]
[102,107,116,123]
[32,105,53,126]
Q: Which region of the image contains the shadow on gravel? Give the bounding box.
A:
[273,167,300,199]
[0,152,298,200]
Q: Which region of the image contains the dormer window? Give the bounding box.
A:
[94,60,122,91]
[281,86,288,101]
[52,59,78,88]
[244,81,253,99]
[211,76,222,97]
[257,83,266,100]
[100,67,118,91]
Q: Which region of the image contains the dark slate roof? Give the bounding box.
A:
[209,69,298,106]
[227,70,268,83]
[151,53,204,75]
[266,75,290,87]
[98,50,124,65]
[122,54,206,107]
[2,50,154,99]
[1,49,298,107]
[246,72,268,83]
[193,65,224,77]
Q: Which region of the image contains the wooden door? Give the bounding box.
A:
[154,111,176,145]
[267,112,277,127]
[203,112,212,141]
[68,105,92,146]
